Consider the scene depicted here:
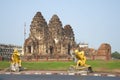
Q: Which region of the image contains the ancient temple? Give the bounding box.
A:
[24,12,111,60]
[24,12,75,57]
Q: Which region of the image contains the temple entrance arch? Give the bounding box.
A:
[27,46,31,53]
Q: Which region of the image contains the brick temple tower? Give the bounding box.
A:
[24,12,75,58]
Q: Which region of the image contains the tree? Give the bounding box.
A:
[111,51,120,59]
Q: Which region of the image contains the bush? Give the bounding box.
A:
[111,51,120,59]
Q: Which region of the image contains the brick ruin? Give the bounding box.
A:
[24,12,75,58]
[96,43,111,60]
[78,43,111,60]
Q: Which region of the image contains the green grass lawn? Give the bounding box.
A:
[0,60,120,73]
[87,60,120,72]
[0,61,10,70]
[22,61,75,70]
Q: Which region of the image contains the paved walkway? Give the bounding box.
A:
[0,70,120,77]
